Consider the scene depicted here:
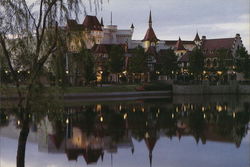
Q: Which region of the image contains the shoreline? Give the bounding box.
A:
[0,91,172,101]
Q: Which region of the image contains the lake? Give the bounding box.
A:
[0,95,249,167]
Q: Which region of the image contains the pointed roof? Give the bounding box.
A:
[194,32,201,41]
[175,37,186,51]
[142,11,159,42]
[83,148,102,164]
[131,23,135,29]
[142,27,159,42]
[83,15,102,31]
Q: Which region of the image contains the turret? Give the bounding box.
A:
[142,11,159,49]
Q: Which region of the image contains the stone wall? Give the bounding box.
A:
[173,83,250,95]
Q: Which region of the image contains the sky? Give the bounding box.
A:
[82,0,250,51]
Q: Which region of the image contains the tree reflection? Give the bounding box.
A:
[0,100,249,167]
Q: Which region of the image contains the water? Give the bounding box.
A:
[0,95,250,167]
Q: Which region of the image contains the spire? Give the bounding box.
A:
[175,37,186,50]
[194,32,200,41]
[131,23,135,29]
[149,10,152,27]
[148,151,152,167]
[110,12,113,25]
[100,17,104,26]
[142,11,159,42]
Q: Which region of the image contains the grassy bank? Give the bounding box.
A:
[0,84,138,96]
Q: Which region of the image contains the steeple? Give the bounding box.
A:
[194,32,200,41]
[142,10,159,43]
[131,23,135,29]
[175,37,186,50]
[149,10,152,27]
[100,17,104,27]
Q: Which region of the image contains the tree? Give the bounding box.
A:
[235,47,250,79]
[189,48,204,80]
[129,46,148,73]
[108,45,125,82]
[216,48,229,73]
[81,48,96,85]
[0,0,85,107]
[156,49,178,76]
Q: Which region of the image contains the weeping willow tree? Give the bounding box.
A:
[0,0,105,108]
[0,1,105,167]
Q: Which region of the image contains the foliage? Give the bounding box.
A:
[81,48,96,85]
[129,46,148,73]
[108,45,125,73]
[156,49,178,75]
[216,48,229,73]
[235,47,250,78]
[189,48,204,79]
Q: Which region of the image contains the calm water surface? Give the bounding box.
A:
[0,95,250,167]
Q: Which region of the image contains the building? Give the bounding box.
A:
[64,11,245,84]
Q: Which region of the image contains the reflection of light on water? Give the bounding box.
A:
[233,112,236,118]
[216,105,223,112]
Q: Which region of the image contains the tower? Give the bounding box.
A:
[194,32,201,46]
[142,10,159,50]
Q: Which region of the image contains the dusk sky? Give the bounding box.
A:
[80,0,250,51]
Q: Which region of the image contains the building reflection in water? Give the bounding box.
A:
[0,98,250,166]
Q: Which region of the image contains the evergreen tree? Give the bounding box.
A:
[236,47,250,79]
[157,49,178,76]
[129,46,148,73]
[189,48,204,80]
[81,49,96,85]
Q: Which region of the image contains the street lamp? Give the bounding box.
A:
[100,70,103,87]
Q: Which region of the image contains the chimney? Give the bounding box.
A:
[236,33,240,38]
[202,36,206,40]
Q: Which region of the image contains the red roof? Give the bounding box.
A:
[83,148,102,164]
[175,37,186,50]
[142,27,159,42]
[67,19,84,31]
[82,15,102,31]
[202,38,235,51]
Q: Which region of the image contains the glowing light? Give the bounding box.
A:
[157,109,160,114]
[202,107,205,112]
[123,113,127,120]
[172,113,174,118]
[5,70,8,74]
[17,120,20,125]
[119,105,122,111]
[100,116,104,122]
[66,70,69,74]
[133,108,136,112]
[96,104,102,112]
[216,105,223,112]
[66,118,69,124]
[6,116,8,120]
[141,107,145,112]
[145,132,150,138]
[233,112,236,118]
[203,114,206,119]
[217,71,222,75]
[176,107,178,112]
[17,70,20,73]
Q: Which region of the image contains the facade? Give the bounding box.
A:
[64,11,245,84]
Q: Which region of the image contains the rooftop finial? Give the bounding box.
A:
[111,12,113,25]
[149,10,152,27]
